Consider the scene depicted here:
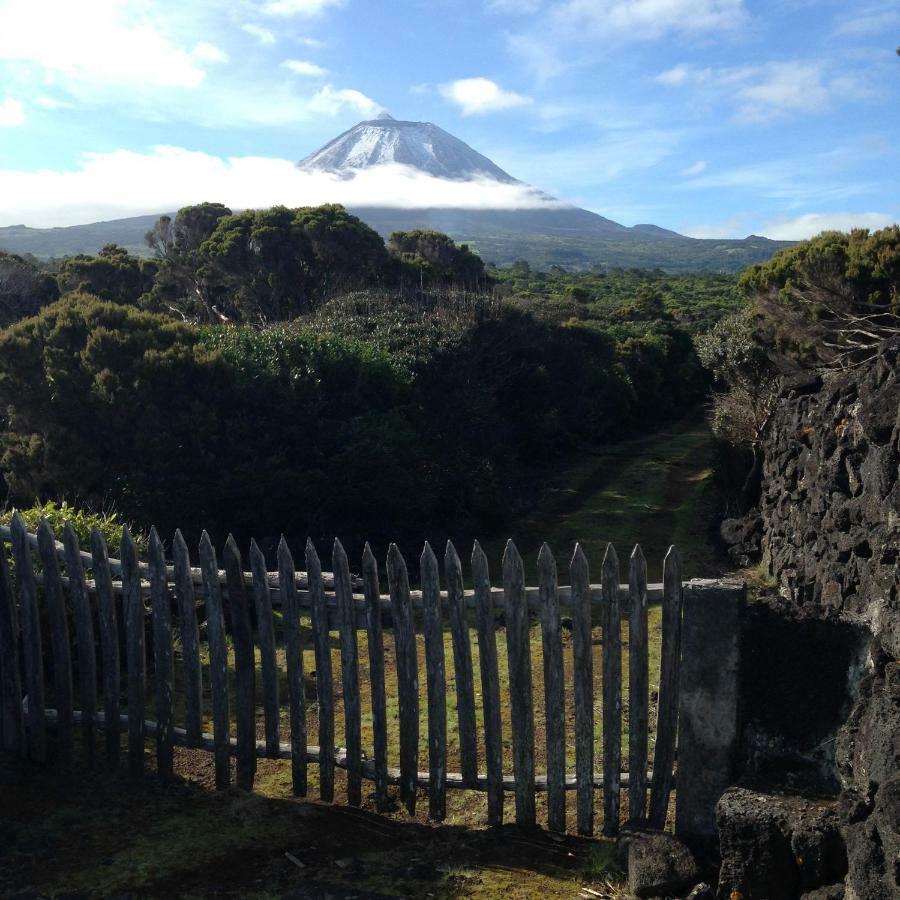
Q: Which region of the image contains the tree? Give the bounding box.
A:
[57,244,156,305]
[740,226,900,368]
[0,251,59,328]
[695,310,780,506]
[387,230,487,291]
[143,203,234,322]
[199,207,317,322]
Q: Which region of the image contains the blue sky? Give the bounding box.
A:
[0,0,897,238]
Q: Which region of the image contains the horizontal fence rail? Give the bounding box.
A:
[0,514,738,835]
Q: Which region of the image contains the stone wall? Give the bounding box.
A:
[728,340,900,899]
[758,339,899,656]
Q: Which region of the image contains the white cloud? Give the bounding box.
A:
[261,0,342,16]
[734,62,829,123]
[680,160,707,176]
[760,212,897,241]
[0,146,566,227]
[0,97,24,127]
[306,86,382,117]
[0,0,215,89]
[191,42,229,65]
[439,78,531,115]
[656,60,873,124]
[833,4,900,37]
[241,23,277,44]
[282,59,328,77]
[556,0,746,39]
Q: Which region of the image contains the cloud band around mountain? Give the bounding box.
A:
[0,145,567,228]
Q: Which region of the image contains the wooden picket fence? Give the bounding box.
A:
[0,514,687,837]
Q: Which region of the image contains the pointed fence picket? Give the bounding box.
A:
[0,519,738,839]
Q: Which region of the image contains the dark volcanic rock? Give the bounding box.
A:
[716,787,847,899]
[620,829,700,898]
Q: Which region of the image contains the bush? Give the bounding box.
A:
[0,500,140,553]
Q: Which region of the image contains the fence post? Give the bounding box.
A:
[199,531,230,789]
[649,546,683,828]
[539,543,565,833]
[334,538,362,806]
[570,543,594,836]
[601,543,622,836]
[422,542,447,821]
[63,522,97,767]
[675,579,744,847]
[306,539,334,802]
[250,540,280,757]
[0,537,23,757]
[628,545,649,822]
[387,543,419,815]
[473,541,503,827]
[121,526,145,778]
[91,527,120,770]
[37,519,74,764]
[361,543,388,811]
[445,541,477,788]
[172,530,203,748]
[503,539,536,826]
[278,537,307,797]
[224,535,256,792]
[149,528,174,780]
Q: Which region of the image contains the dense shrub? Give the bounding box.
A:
[0,288,707,549]
[0,500,140,553]
[739,226,900,367]
[0,250,60,328]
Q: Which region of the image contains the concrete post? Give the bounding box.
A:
[675,579,744,847]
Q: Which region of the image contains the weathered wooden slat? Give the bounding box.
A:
[278,537,307,796]
[571,543,594,835]
[473,542,503,826]
[121,526,145,778]
[148,528,174,780]
[649,546,683,829]
[422,542,447,821]
[333,538,362,807]
[36,519,74,764]
[224,535,256,791]
[62,523,97,766]
[90,527,119,770]
[387,542,419,815]
[172,530,202,748]
[628,545,649,823]
[445,541,477,788]
[45,705,656,792]
[503,540,535,826]
[306,539,334,802]
[361,543,388,811]
[539,543,565,833]
[250,540,279,756]
[0,538,23,757]
[199,531,230,789]
[601,543,622,836]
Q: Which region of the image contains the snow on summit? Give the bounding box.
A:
[298,114,518,184]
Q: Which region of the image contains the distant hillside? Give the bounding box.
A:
[0,209,793,273]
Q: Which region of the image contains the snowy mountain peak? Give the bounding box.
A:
[298,117,518,183]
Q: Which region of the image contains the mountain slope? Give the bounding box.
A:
[298,113,519,183]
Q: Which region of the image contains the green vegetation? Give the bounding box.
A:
[0,500,137,552]
[0,248,59,329]
[739,225,900,368]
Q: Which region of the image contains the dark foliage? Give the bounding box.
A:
[0,250,60,328]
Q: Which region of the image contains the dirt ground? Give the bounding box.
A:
[1,743,633,899]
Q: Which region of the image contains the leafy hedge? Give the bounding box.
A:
[0,291,705,549]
